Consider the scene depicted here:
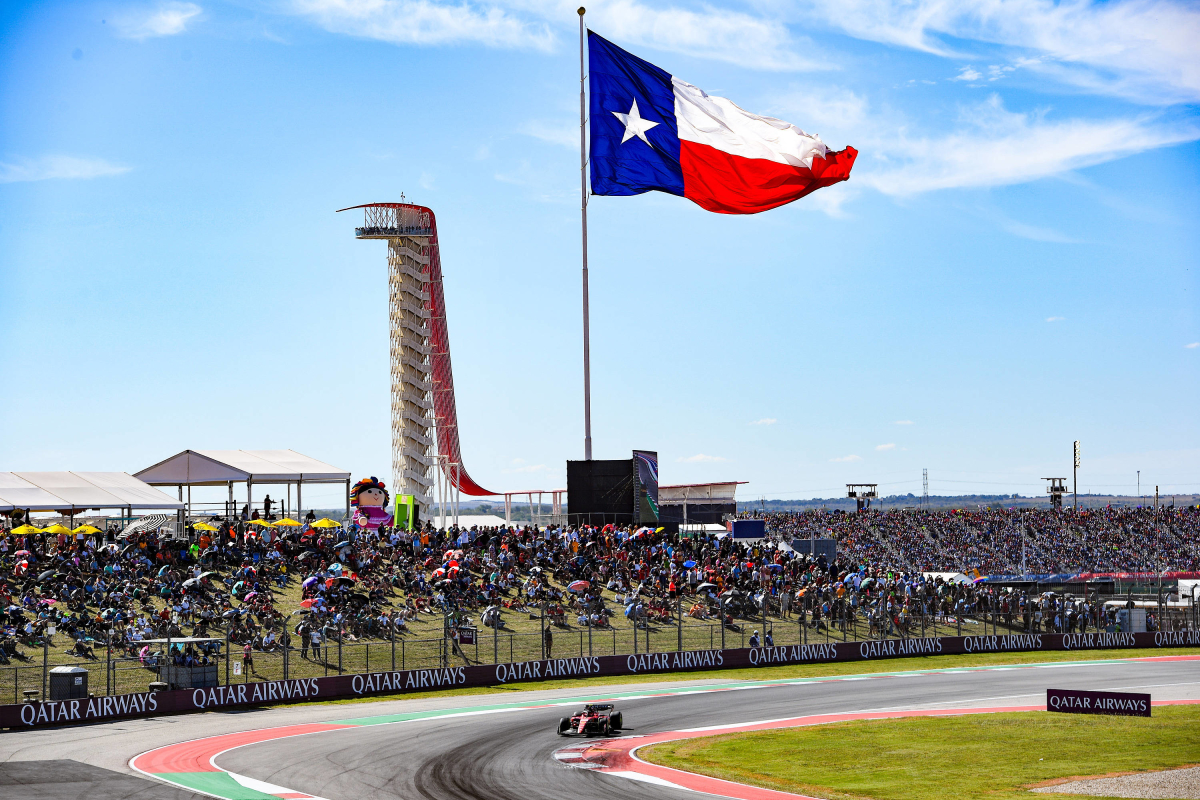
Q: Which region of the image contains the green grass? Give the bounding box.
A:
[641,704,1200,800]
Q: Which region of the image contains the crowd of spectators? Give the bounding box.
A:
[766,506,1200,575]
[0,503,1194,672]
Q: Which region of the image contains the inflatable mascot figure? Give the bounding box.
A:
[350,476,394,532]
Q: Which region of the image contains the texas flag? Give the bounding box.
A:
[589,32,857,214]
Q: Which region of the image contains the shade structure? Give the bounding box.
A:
[192,522,219,532]
[135,450,349,486]
[72,524,102,535]
[6,524,42,536]
[0,472,184,513]
[41,523,74,535]
[309,518,342,529]
[273,518,301,527]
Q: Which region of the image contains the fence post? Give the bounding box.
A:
[494,623,498,665]
[720,598,726,650]
[42,634,49,699]
[225,629,230,686]
[402,638,406,671]
[677,595,683,652]
[283,628,290,681]
[540,603,546,660]
[106,632,112,695]
[391,623,396,671]
[338,621,343,675]
[588,621,592,658]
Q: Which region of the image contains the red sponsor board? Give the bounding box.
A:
[2,630,1196,730]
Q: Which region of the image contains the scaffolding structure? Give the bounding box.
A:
[339,202,495,526]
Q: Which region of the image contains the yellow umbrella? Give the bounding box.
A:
[273,518,301,527]
[43,523,75,535]
[192,522,219,532]
[247,519,275,527]
[72,524,102,535]
[310,518,342,529]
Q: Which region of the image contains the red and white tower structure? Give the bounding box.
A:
[339,202,494,523]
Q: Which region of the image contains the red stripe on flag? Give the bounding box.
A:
[681,141,858,214]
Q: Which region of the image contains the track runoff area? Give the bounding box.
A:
[19,652,1180,800]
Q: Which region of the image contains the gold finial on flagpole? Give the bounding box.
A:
[578,7,585,15]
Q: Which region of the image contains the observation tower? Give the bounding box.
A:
[338,202,494,522]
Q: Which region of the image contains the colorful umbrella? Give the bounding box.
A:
[273,518,301,527]
[243,591,258,602]
[310,518,341,529]
[683,560,697,568]
[567,580,590,592]
[9,524,41,536]
[193,522,218,532]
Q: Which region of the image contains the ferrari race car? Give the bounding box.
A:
[557,703,623,736]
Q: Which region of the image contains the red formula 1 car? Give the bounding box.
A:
[557,703,623,736]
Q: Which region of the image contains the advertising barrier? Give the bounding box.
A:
[3,630,1196,730]
[1047,688,1152,717]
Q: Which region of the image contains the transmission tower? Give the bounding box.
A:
[922,469,929,509]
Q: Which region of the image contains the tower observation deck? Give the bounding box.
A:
[338,202,494,514]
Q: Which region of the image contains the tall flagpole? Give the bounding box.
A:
[579,6,593,461]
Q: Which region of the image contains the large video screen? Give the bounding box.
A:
[633,450,659,526]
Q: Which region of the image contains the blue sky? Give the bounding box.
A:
[1,0,1197,509]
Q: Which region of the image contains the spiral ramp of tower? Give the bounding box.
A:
[338,202,495,509]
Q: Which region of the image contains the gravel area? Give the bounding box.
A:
[1033,766,1200,799]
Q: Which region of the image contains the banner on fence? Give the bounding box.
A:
[2,630,1196,729]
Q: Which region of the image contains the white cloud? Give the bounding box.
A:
[581,0,825,71]
[1186,342,1199,349]
[996,217,1080,243]
[0,155,130,183]
[291,0,555,50]
[894,420,913,425]
[290,0,824,70]
[861,94,1199,195]
[503,459,548,473]
[677,454,726,463]
[952,66,982,82]
[830,454,862,462]
[794,0,1200,104]
[749,418,777,426]
[875,443,896,451]
[522,119,577,149]
[1046,316,1066,322]
[115,2,202,40]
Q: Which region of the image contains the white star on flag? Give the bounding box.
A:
[612,99,659,145]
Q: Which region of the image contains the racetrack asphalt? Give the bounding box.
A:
[2,656,1197,800]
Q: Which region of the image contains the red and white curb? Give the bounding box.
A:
[553,700,1200,800]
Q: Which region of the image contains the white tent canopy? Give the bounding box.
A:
[135,450,350,486]
[0,472,184,512]
[134,449,352,520]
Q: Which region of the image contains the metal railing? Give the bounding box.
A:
[5,594,1193,705]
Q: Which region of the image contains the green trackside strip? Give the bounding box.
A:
[153,772,282,800]
[326,656,1133,725]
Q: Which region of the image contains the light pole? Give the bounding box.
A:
[1073,441,1080,512]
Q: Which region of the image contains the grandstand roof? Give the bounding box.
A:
[0,472,184,512]
[135,450,350,486]
[659,482,746,504]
